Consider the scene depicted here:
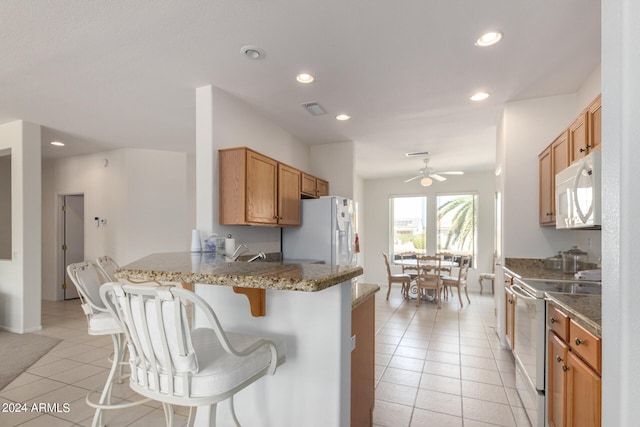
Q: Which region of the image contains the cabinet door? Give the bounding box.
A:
[505,286,515,351]
[246,151,278,224]
[567,351,601,427]
[569,112,589,164]
[278,164,301,226]
[301,173,317,198]
[317,178,329,197]
[548,332,569,427]
[588,95,602,153]
[351,296,375,426]
[539,145,554,225]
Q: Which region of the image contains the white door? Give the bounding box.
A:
[62,194,84,300]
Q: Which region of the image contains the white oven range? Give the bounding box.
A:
[509,278,601,427]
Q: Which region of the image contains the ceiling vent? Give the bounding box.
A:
[301,102,327,116]
[405,151,430,157]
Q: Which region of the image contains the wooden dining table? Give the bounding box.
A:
[393,258,459,300]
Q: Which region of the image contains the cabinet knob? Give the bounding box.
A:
[574,337,583,346]
[556,355,563,363]
[562,365,569,372]
[550,317,557,324]
[579,145,591,153]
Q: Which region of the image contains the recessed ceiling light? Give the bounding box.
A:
[296,73,314,83]
[475,32,503,47]
[470,92,490,101]
[336,114,351,121]
[50,141,65,146]
[240,45,265,60]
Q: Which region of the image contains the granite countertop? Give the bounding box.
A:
[352,283,380,308]
[503,258,598,281]
[545,292,602,338]
[116,252,363,292]
[503,257,602,338]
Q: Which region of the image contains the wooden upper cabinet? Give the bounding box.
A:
[277,163,301,226]
[569,111,589,163]
[317,178,329,197]
[301,173,317,197]
[539,145,553,225]
[588,94,602,153]
[219,147,301,226]
[539,130,569,226]
[246,150,278,224]
[569,94,602,164]
[301,172,330,198]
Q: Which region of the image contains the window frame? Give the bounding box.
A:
[435,192,478,268]
[389,194,427,262]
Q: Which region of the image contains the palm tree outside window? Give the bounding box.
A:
[436,194,478,267]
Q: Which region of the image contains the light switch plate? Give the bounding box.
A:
[351,335,356,351]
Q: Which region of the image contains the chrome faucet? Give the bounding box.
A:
[229,244,250,261]
[247,251,267,262]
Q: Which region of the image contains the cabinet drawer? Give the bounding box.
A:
[548,303,569,341]
[569,320,601,375]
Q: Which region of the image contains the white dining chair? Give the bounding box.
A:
[96,255,120,282]
[100,282,286,426]
[479,250,497,295]
[66,261,149,427]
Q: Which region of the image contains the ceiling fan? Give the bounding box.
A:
[404,158,464,186]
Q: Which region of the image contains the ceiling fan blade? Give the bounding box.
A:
[439,171,464,175]
[429,173,447,182]
[404,175,423,183]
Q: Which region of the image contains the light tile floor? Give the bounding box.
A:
[0,286,530,426]
[373,285,531,427]
[0,299,190,426]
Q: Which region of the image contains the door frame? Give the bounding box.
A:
[56,193,85,301]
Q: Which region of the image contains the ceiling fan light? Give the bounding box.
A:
[475,32,503,47]
[420,177,433,187]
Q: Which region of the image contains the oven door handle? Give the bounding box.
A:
[510,284,536,300]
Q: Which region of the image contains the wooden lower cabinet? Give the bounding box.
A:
[566,350,601,427]
[504,273,515,351]
[351,295,375,426]
[548,326,601,427]
[548,332,568,427]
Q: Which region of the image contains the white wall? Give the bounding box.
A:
[500,94,580,259]
[310,141,356,200]
[196,86,314,254]
[361,172,496,290]
[0,121,41,333]
[602,0,640,423]
[41,149,189,300]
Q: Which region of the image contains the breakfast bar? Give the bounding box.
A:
[116,252,366,427]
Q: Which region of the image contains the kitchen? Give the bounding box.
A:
[1,1,639,426]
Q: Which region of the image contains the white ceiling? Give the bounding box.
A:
[0,0,601,179]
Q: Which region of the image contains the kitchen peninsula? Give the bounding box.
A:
[116,252,367,427]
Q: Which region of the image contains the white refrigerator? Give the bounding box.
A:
[282,196,356,265]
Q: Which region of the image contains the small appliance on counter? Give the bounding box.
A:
[562,245,588,274]
[544,252,563,270]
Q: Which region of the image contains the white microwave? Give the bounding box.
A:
[555,150,601,229]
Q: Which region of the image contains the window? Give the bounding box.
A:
[437,193,478,267]
[390,195,426,261]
